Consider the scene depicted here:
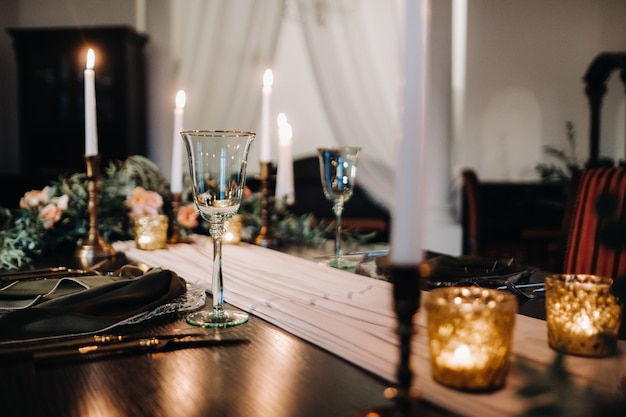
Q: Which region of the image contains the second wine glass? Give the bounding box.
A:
[182,130,255,327]
[317,146,361,269]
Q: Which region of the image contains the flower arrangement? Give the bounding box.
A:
[0,156,174,270]
[0,155,371,271]
[126,187,164,218]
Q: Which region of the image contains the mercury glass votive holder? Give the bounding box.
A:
[223,214,243,245]
[424,286,517,391]
[134,214,169,250]
[545,274,622,357]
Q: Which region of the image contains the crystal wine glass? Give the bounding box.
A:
[181,130,255,327]
[317,146,361,269]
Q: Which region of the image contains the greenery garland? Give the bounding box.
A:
[0,155,373,271]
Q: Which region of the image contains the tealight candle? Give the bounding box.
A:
[223,214,242,245]
[133,214,169,250]
[425,286,517,391]
[545,274,622,357]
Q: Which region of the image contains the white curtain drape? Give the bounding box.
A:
[294,0,404,208]
[171,0,285,132]
[170,0,404,209]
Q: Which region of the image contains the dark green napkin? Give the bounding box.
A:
[419,255,531,288]
[0,267,186,343]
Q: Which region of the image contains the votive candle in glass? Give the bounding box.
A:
[134,214,169,250]
[424,286,517,391]
[223,214,242,245]
[545,274,622,357]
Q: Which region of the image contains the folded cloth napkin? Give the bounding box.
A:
[418,254,531,288]
[0,267,186,343]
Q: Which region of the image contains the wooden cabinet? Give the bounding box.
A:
[7,26,148,190]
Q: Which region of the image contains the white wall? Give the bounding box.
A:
[458,0,626,181]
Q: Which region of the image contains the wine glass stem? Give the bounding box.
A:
[210,223,225,314]
[333,202,344,261]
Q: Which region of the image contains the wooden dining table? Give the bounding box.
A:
[0,304,410,417]
[0,238,623,417]
[0,283,452,416]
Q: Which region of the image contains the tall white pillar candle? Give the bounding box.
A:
[390,0,431,265]
[171,90,186,194]
[276,113,295,206]
[260,69,273,162]
[84,48,98,156]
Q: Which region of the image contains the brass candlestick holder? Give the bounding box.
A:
[75,154,116,268]
[254,161,279,248]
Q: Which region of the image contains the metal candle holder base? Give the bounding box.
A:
[75,154,116,269]
[390,265,422,413]
[348,264,423,417]
[254,161,279,248]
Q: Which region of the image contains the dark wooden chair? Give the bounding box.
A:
[460,168,566,269]
[583,52,626,165]
[460,169,527,262]
[460,169,482,257]
[562,167,626,278]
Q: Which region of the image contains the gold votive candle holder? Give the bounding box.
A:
[424,286,517,391]
[223,214,243,245]
[133,214,169,250]
[545,274,622,357]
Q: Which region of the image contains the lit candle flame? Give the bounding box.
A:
[175,90,186,109]
[86,49,95,70]
[454,344,471,364]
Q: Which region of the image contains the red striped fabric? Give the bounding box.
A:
[564,167,626,278]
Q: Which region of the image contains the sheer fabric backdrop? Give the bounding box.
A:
[171,0,404,210]
[171,0,284,133]
[295,0,403,208]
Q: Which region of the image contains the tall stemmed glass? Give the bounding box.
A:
[317,146,361,269]
[182,130,255,327]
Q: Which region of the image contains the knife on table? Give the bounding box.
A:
[32,335,249,363]
[0,267,98,282]
[0,332,221,361]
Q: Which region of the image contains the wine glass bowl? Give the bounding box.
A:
[181,130,255,327]
[317,146,361,269]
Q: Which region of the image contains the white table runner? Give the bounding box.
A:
[114,237,626,417]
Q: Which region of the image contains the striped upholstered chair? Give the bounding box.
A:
[563,167,626,278]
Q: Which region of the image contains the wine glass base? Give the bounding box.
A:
[319,255,363,271]
[186,309,249,328]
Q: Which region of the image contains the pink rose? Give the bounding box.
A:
[40,203,63,230]
[126,187,164,218]
[20,186,51,209]
[54,194,69,211]
[178,203,199,229]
